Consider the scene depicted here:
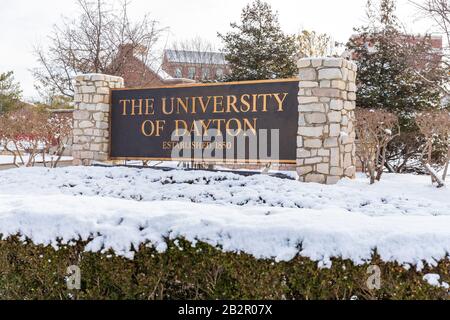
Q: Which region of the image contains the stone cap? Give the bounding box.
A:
[297,57,357,72]
[74,73,124,83]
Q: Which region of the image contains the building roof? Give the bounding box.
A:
[148,60,174,81]
[164,49,227,65]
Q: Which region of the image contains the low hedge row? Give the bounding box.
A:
[0,236,448,300]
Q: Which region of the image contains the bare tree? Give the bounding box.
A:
[1,108,72,168]
[416,110,450,187]
[409,0,450,94]
[41,113,73,168]
[33,0,166,98]
[296,30,342,58]
[168,37,225,81]
[1,108,48,167]
[355,109,400,184]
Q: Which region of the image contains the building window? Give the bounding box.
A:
[215,68,224,79]
[174,67,182,78]
[202,68,210,80]
[188,67,196,79]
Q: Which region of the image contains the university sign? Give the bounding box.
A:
[72,57,357,185]
[109,80,299,163]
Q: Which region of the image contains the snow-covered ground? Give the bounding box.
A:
[0,166,449,267]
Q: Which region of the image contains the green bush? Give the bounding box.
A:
[0,236,448,300]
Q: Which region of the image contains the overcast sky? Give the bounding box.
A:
[0,0,436,100]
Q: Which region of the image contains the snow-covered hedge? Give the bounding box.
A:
[0,167,450,268]
[0,237,449,300]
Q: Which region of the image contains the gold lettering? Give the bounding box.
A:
[175,120,188,136]
[200,119,212,135]
[251,94,258,112]
[145,98,155,115]
[155,120,165,137]
[176,97,189,114]
[131,99,143,116]
[190,121,202,136]
[240,94,251,113]
[141,120,165,137]
[258,94,271,112]
[226,95,239,113]
[273,93,289,112]
[212,119,226,135]
[243,118,257,135]
[213,96,224,113]
[120,99,130,116]
[141,120,154,136]
[162,97,173,115]
[198,96,212,113]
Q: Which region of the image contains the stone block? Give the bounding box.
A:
[299,103,325,112]
[326,176,341,185]
[330,167,344,176]
[299,68,317,81]
[304,157,323,165]
[317,163,329,174]
[73,110,90,120]
[97,87,110,95]
[331,80,346,90]
[329,123,341,137]
[328,111,342,123]
[318,68,342,80]
[79,121,94,129]
[311,88,341,98]
[304,139,322,148]
[297,149,311,158]
[298,126,324,137]
[298,59,311,68]
[297,165,313,176]
[298,96,319,104]
[330,99,343,110]
[305,173,326,184]
[320,80,331,88]
[323,58,343,67]
[345,166,356,177]
[305,113,327,124]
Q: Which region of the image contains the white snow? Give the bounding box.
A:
[0,166,449,265]
[423,274,450,289]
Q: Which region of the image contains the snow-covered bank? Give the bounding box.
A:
[1,166,449,216]
[0,166,449,266]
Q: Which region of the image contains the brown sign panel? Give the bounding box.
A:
[110,79,299,163]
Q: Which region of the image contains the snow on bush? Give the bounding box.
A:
[423,274,450,289]
[0,166,449,266]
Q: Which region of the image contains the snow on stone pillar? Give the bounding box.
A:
[72,74,124,166]
[297,58,357,184]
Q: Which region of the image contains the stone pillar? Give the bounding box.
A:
[72,74,124,166]
[297,58,357,184]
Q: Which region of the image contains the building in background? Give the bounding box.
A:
[162,49,231,82]
[112,44,194,88]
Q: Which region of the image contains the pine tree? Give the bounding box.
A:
[218,0,297,81]
[347,0,447,127]
[0,71,22,114]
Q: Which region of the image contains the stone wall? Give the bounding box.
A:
[297,58,357,184]
[72,74,124,166]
